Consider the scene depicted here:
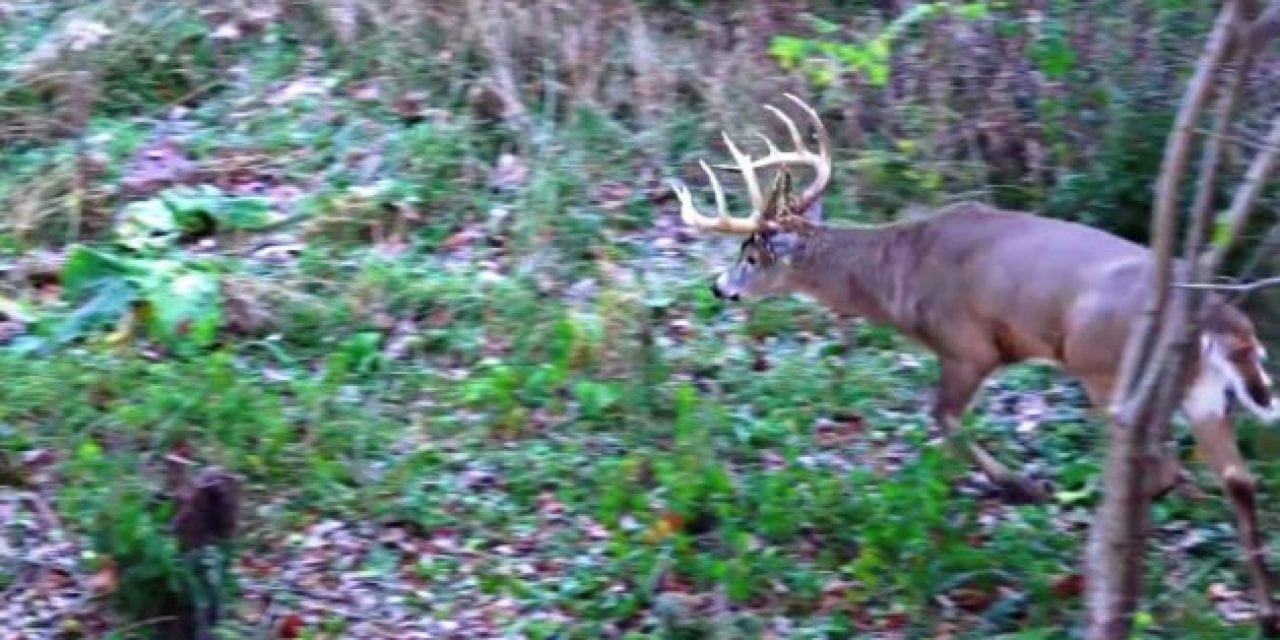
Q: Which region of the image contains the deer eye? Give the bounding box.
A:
[746,254,758,266]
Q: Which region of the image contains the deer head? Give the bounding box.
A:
[668,94,833,301]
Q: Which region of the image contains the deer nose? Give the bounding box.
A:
[710,282,739,302]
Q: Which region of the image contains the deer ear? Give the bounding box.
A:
[766,229,803,260]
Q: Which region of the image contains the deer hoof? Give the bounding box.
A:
[997,475,1050,505]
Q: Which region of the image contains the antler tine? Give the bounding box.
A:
[782,92,833,212]
[754,131,783,156]
[668,159,762,235]
[711,94,833,214]
[764,103,807,155]
[721,131,765,213]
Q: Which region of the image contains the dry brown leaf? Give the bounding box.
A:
[275,612,304,638]
[88,558,118,597]
[643,511,684,543]
[948,586,995,612]
[1051,572,1085,598]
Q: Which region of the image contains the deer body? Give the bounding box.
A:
[755,202,1273,405]
[670,94,1280,626]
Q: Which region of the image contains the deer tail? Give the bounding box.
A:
[1202,333,1280,423]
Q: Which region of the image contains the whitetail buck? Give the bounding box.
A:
[670,93,1280,626]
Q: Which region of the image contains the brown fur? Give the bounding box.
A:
[737,200,1279,626]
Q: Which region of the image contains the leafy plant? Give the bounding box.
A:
[769,2,989,87]
[9,185,279,354]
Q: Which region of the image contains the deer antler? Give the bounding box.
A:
[717,93,833,216]
[669,93,833,235]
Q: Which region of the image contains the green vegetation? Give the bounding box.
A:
[1,1,1277,638]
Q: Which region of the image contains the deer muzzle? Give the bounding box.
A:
[710,280,739,301]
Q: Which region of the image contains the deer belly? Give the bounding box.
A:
[991,320,1062,364]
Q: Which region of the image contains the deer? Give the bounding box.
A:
[669,93,1280,627]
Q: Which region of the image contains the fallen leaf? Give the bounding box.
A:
[948,586,995,612]
[643,511,684,543]
[88,558,118,597]
[211,22,241,40]
[1208,582,1241,602]
[1051,573,1085,598]
[488,153,529,192]
[275,612,304,638]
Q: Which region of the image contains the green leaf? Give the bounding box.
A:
[803,14,841,35]
[575,380,620,417]
[50,277,139,345]
[160,184,224,216]
[61,245,137,296]
[213,195,273,229]
[161,184,275,231]
[866,63,889,87]
[768,36,810,69]
[76,439,103,462]
[955,2,989,19]
[1028,20,1075,78]
[116,198,179,252]
[145,270,221,346]
[1212,211,1233,248]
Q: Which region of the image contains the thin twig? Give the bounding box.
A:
[107,615,179,636]
[1191,126,1280,152]
[1174,274,1280,292]
[1202,110,1280,272]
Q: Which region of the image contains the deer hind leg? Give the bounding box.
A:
[1077,373,1184,500]
[1183,370,1280,636]
[934,358,1047,504]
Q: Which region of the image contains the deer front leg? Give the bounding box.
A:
[934,358,1047,504]
[1184,407,1280,636]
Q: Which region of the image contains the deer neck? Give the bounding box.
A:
[787,223,917,326]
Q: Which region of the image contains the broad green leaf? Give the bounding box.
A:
[50,277,138,345]
[61,245,136,296]
[213,195,273,229]
[146,270,220,346]
[116,198,179,252]
[162,184,274,231]
[866,36,891,62]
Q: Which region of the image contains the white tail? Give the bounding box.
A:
[670,94,1280,624]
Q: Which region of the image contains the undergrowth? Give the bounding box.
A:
[1,1,1278,639]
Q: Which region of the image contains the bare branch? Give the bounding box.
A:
[1248,0,1280,48]
[1110,0,1239,423]
[1174,274,1280,292]
[1190,126,1280,153]
[1201,110,1280,273]
[1124,27,1257,442]
[1089,3,1246,639]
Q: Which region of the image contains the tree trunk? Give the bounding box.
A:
[1084,3,1240,638]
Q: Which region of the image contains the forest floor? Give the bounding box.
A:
[2,3,1278,639]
